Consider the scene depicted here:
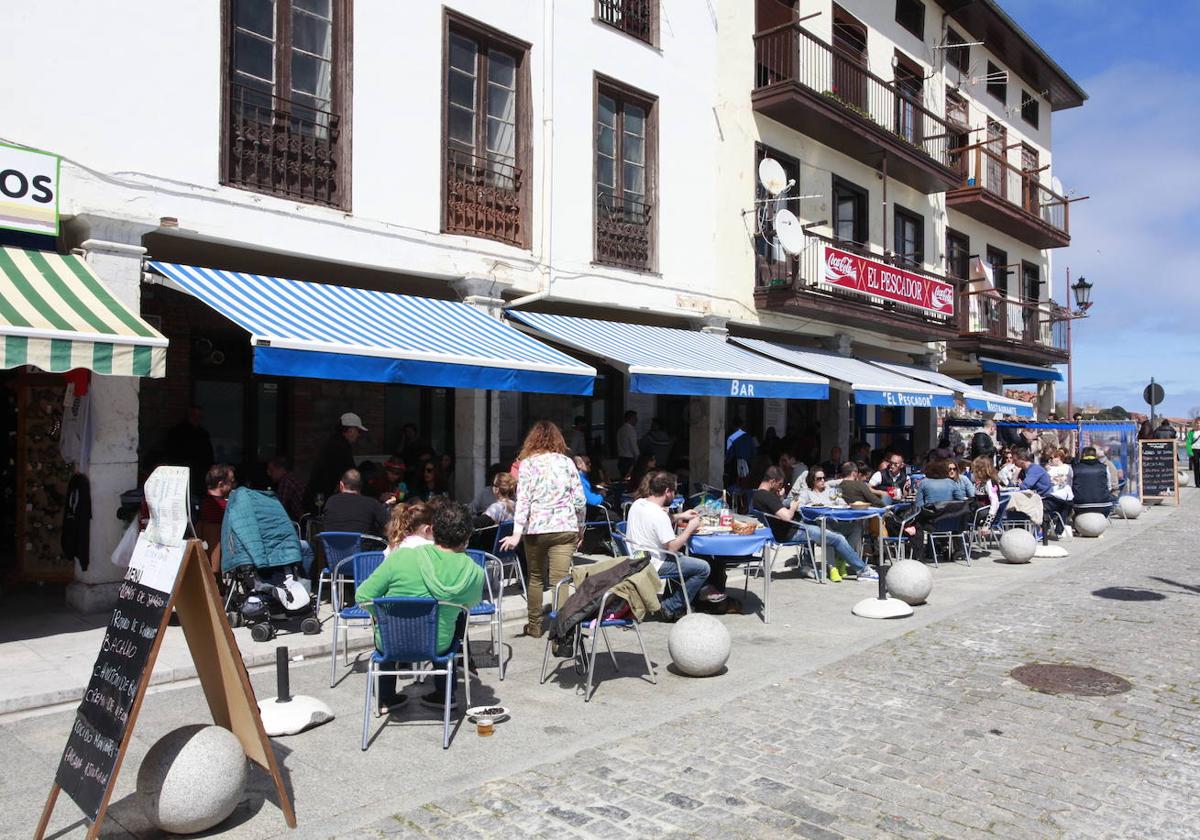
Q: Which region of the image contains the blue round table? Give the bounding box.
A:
[799,506,889,582]
[688,528,771,557]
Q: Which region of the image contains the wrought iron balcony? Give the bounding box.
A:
[952,289,1069,362]
[595,0,654,44]
[752,22,959,193]
[947,142,1071,248]
[755,230,959,343]
[224,83,342,208]
[444,146,526,248]
[596,193,653,271]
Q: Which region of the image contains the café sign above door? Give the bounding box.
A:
[0,142,60,236]
[822,244,955,317]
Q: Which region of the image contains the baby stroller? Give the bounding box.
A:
[221,487,321,642]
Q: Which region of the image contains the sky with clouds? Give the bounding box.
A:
[999,0,1200,418]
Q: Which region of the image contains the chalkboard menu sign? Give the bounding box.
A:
[54,544,183,819]
[1140,440,1180,504]
[37,465,295,840]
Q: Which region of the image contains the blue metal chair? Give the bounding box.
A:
[490,521,527,599]
[465,550,506,681]
[329,550,386,686]
[315,531,386,607]
[539,575,655,702]
[611,521,690,614]
[361,597,471,750]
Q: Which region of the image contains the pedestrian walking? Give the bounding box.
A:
[499,420,587,638]
[1187,419,1200,488]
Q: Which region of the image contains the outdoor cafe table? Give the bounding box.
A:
[687,527,774,621]
[799,506,888,583]
[687,528,772,558]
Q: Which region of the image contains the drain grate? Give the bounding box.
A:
[1011,664,1132,696]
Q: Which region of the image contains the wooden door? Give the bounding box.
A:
[832,6,868,110]
[986,119,1006,198]
[1020,144,1039,214]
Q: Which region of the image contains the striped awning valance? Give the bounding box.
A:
[0,247,167,376]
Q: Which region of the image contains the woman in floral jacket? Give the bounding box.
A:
[500,420,586,637]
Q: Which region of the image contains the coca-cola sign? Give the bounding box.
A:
[822,244,955,316]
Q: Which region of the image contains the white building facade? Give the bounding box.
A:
[1,0,1084,609]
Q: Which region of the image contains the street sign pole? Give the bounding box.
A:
[1144,378,1165,429]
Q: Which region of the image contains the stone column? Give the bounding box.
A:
[690,315,729,490]
[451,275,508,503]
[981,371,1005,396]
[688,395,726,490]
[1036,381,1056,421]
[65,216,155,613]
[912,351,942,455]
[819,334,853,460]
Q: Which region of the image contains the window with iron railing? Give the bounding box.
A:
[595,0,656,45]
[223,0,348,208]
[443,18,529,248]
[596,80,656,271]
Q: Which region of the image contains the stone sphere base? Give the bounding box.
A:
[886,558,934,606]
[667,613,731,677]
[1117,496,1143,519]
[137,725,247,834]
[998,529,1037,564]
[1074,512,1109,537]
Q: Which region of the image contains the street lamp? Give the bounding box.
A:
[1055,271,1097,418]
[1072,275,1093,311]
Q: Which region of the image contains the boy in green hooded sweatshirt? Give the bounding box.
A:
[357,498,483,710]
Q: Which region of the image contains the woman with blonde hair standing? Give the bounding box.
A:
[499,420,586,638]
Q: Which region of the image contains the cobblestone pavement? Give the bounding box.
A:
[352,507,1200,840]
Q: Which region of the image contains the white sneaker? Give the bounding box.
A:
[857,567,879,581]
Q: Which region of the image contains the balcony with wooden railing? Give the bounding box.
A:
[444,147,526,248]
[224,83,343,208]
[951,289,1069,364]
[754,230,959,343]
[947,142,1071,248]
[752,22,959,194]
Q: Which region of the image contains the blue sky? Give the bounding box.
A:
[1000,0,1200,418]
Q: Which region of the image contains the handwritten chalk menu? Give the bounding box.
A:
[54,539,184,820]
[1140,440,1180,504]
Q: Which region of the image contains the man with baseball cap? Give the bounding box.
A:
[304,411,368,512]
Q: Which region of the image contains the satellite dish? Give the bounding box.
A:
[758,158,789,196]
[773,209,805,256]
[1050,175,1064,197]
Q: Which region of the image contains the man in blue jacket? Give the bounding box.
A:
[1015,447,1069,539]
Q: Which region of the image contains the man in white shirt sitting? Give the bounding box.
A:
[625,470,711,621]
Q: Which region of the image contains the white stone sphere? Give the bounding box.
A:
[1179,471,1192,488]
[885,558,934,606]
[1074,512,1109,537]
[998,528,1037,564]
[137,725,247,834]
[1117,495,1143,519]
[667,613,731,677]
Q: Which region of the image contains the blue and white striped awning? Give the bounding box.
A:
[506,311,828,399]
[872,361,1034,418]
[979,357,1064,383]
[147,262,595,394]
[730,337,956,408]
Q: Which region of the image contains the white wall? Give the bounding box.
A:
[2,1,719,314]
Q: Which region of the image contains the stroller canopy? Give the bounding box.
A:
[221,487,302,574]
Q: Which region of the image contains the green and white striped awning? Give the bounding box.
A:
[0,247,166,376]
